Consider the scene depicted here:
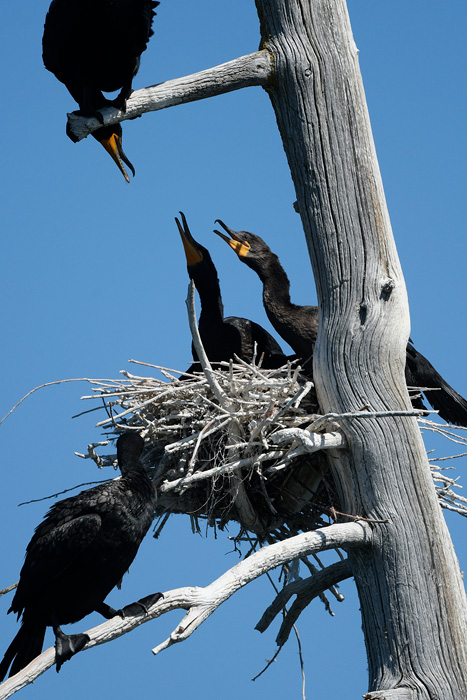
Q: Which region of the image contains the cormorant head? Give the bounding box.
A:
[116,432,145,473]
[213,220,274,274]
[175,212,213,273]
[92,123,135,183]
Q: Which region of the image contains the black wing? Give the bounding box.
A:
[405,342,467,426]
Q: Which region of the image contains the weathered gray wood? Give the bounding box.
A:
[254,1,467,697]
[67,50,272,141]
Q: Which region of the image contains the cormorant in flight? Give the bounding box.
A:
[214,220,467,427]
[42,0,159,182]
[0,433,160,680]
[175,212,287,370]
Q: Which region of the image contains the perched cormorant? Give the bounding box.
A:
[42,0,159,182]
[0,433,159,680]
[214,221,467,427]
[175,212,287,370]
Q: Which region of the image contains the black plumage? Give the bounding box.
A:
[214,221,467,427]
[175,212,287,370]
[0,433,158,679]
[42,0,159,181]
[405,342,467,426]
[214,221,317,374]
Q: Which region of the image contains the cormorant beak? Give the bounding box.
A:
[175,211,204,266]
[93,125,135,183]
[213,220,251,259]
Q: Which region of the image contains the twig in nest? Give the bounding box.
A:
[310,408,431,433]
[18,480,110,507]
[185,280,230,409]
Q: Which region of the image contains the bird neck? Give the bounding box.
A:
[122,466,155,498]
[120,461,148,480]
[256,255,318,359]
[190,265,225,323]
[257,256,295,324]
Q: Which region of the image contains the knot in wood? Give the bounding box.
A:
[380,278,395,301]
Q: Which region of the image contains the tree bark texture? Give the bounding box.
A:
[254,1,467,697]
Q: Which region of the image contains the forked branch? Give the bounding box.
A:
[0,522,370,700]
[256,558,352,645]
[153,521,368,653]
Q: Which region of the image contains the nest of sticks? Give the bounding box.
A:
[78,356,336,539]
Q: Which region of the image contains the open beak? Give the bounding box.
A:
[94,126,135,183]
[213,220,250,259]
[175,212,204,266]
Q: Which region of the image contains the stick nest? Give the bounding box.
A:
[78,359,336,538]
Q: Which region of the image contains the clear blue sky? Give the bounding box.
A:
[1,1,466,698]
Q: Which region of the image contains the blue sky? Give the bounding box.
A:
[1,1,466,698]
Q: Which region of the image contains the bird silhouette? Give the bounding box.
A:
[0,433,160,679]
[42,0,159,181]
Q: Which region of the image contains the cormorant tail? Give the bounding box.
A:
[0,621,46,682]
[406,343,467,427]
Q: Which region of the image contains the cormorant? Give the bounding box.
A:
[214,221,467,427]
[42,0,159,182]
[175,212,287,370]
[214,221,317,374]
[0,433,159,680]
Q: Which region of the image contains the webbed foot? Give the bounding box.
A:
[54,629,90,672]
[66,109,105,143]
[72,108,105,125]
[119,592,163,618]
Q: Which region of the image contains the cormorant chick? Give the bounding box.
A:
[176,212,287,370]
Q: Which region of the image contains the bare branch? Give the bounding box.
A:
[159,448,287,493]
[0,583,17,598]
[67,50,273,142]
[0,522,369,699]
[18,480,109,506]
[268,428,345,472]
[150,522,369,654]
[255,559,352,645]
[185,280,230,409]
[309,408,431,433]
[0,378,101,426]
[186,278,289,533]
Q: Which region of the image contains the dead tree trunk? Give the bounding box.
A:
[254,0,467,697]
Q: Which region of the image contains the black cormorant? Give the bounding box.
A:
[214,221,317,374]
[42,0,159,182]
[214,221,467,427]
[175,212,287,370]
[0,433,159,679]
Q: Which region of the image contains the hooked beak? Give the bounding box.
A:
[94,126,135,183]
[175,212,204,266]
[213,220,251,259]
